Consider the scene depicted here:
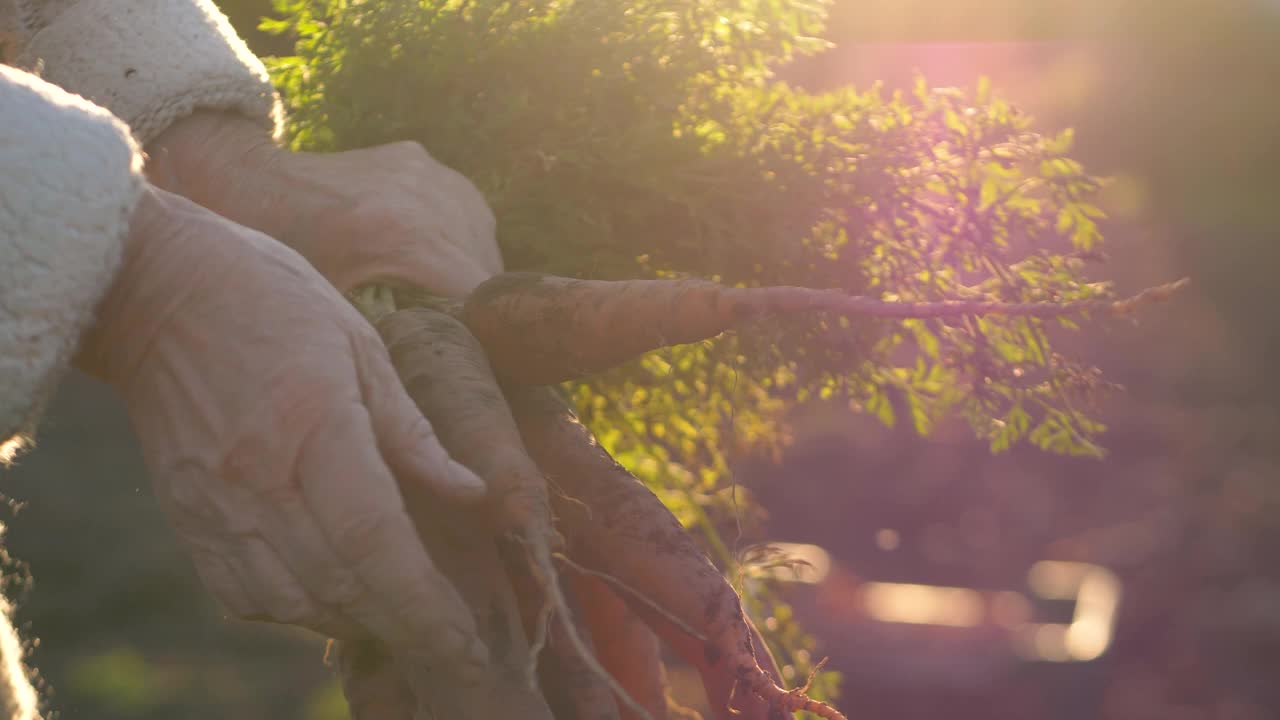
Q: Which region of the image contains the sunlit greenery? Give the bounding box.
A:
[260,0,1131,703]
[67,649,160,715]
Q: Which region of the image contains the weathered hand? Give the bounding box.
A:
[78,186,489,671]
[146,111,502,296]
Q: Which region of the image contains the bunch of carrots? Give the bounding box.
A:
[334,272,1187,720]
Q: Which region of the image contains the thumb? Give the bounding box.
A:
[363,357,487,503]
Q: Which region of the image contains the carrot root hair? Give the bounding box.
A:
[509,386,846,720]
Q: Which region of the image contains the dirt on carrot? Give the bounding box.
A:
[376,307,648,718]
[572,572,671,720]
[507,385,845,720]
[456,272,1188,385]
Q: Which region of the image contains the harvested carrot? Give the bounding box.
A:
[694,614,791,720]
[378,306,553,542]
[497,539,622,720]
[377,307,649,719]
[572,572,670,720]
[539,586,624,720]
[329,443,556,720]
[456,272,1188,385]
[508,385,844,720]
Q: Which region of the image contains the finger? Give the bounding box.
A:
[355,341,487,503]
[231,534,366,639]
[297,404,489,670]
[398,249,492,298]
[245,469,413,644]
[148,462,265,622]
[439,168,502,275]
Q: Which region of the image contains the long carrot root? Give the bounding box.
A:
[455,272,1189,385]
[508,385,845,720]
[521,566,624,720]
[376,307,651,719]
[572,571,670,720]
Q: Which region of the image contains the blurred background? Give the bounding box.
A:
[4,1,1278,717]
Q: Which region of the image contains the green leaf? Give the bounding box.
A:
[908,320,940,360]
[979,176,1000,211]
[1056,207,1075,233]
[1047,127,1076,154]
[908,391,934,435]
[865,388,896,428]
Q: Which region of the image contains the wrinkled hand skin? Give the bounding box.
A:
[145,111,503,296]
[76,187,490,673]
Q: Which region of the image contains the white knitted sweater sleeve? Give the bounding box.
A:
[10,0,282,143]
[0,0,288,443]
[0,64,143,456]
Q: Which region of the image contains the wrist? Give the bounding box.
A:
[145,111,291,239]
[76,187,227,390]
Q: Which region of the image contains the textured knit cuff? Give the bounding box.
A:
[0,65,142,447]
[17,0,282,144]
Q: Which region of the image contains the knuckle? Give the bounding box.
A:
[161,460,263,539]
[385,140,431,164]
[157,457,217,520]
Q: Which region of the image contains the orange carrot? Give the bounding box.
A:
[377,307,650,719]
[379,307,554,542]
[457,272,1188,385]
[539,593,624,720]
[508,386,844,720]
[498,540,623,720]
[573,572,670,720]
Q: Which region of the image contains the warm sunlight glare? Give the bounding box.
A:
[1066,567,1123,661]
[862,582,984,627]
[1027,560,1088,600]
[0,434,28,465]
[1018,561,1123,662]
